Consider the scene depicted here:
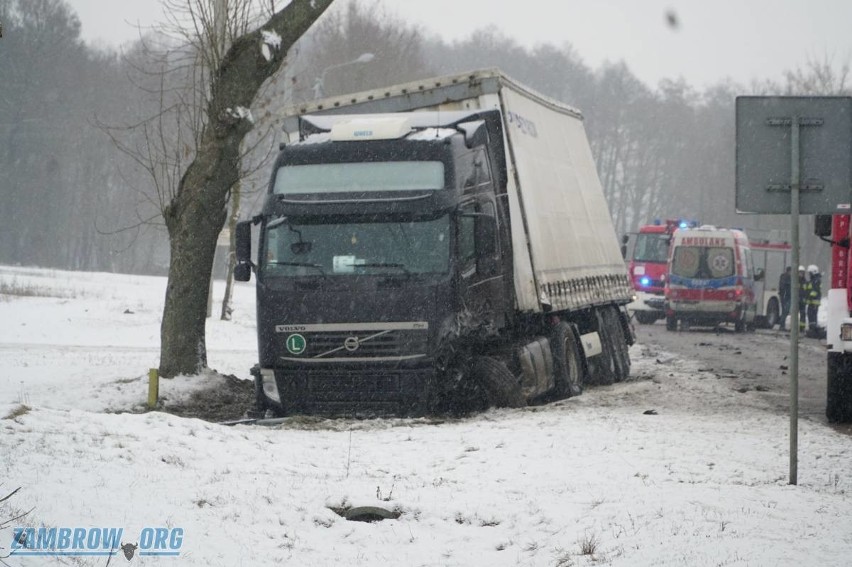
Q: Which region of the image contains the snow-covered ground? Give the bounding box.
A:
[1,266,851,566]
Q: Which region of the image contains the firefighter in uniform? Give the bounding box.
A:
[804,265,822,336]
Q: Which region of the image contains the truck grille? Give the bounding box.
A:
[282,329,428,360]
[286,367,434,416]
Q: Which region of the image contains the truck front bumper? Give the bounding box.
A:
[256,363,435,417]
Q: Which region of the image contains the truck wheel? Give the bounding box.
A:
[665,315,677,331]
[827,352,852,423]
[735,317,746,333]
[471,356,525,408]
[551,322,584,397]
[764,298,780,329]
[588,310,618,385]
[603,308,630,382]
[634,312,658,325]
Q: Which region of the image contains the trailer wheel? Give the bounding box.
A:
[634,312,658,325]
[764,298,780,329]
[827,352,852,423]
[471,356,525,408]
[603,308,630,382]
[665,315,677,331]
[588,310,618,385]
[551,322,584,397]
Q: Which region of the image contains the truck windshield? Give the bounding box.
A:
[261,216,450,277]
[671,246,735,279]
[633,233,670,263]
[273,161,445,194]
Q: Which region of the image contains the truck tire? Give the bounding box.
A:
[634,312,658,325]
[665,315,677,331]
[603,308,630,382]
[471,356,525,409]
[827,352,852,423]
[764,298,780,329]
[588,310,618,385]
[551,322,584,397]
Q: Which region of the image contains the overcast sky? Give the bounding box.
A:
[65,0,852,89]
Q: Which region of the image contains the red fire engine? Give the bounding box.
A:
[627,219,696,324]
[818,215,852,422]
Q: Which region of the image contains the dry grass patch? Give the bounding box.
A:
[3,404,31,420]
[0,279,72,299]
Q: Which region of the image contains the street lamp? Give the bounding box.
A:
[313,52,375,99]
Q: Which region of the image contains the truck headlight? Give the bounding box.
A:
[840,323,852,342]
[261,368,281,403]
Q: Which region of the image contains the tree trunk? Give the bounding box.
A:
[220,180,241,321]
[158,0,335,377]
[160,146,231,377]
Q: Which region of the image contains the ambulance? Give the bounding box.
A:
[664,226,758,332]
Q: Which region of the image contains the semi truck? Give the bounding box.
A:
[234,69,634,416]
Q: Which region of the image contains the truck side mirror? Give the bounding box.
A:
[234,262,252,282]
[815,215,832,238]
[234,220,253,282]
[236,220,252,263]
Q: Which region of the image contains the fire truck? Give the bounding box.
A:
[816,215,852,422]
[748,238,792,329]
[627,219,695,324]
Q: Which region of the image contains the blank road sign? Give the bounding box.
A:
[736,96,852,214]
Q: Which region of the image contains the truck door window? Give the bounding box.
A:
[458,204,477,272]
[477,201,499,258]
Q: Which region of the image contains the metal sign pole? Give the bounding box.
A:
[789,116,800,486]
[737,96,852,486]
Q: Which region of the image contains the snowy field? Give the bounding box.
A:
[1,265,851,566]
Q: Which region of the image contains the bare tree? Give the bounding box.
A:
[784,53,851,96]
[152,0,334,377]
[298,0,430,101]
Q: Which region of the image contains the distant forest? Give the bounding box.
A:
[1,0,846,274]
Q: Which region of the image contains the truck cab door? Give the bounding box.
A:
[457,200,506,333]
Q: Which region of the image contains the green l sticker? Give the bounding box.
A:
[286,333,307,355]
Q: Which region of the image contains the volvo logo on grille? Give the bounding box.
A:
[344,336,360,352]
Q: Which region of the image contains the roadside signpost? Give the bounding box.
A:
[736,96,852,484]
